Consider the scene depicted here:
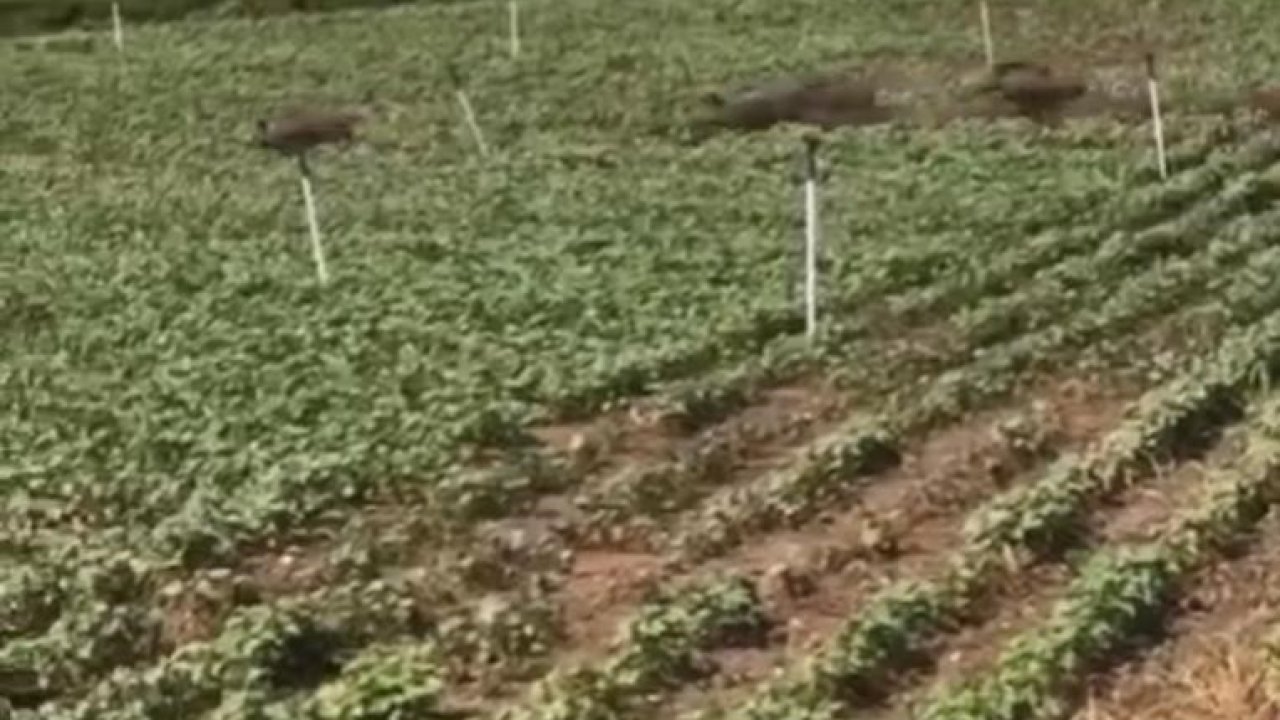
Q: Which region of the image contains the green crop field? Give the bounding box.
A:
[7,0,1280,717]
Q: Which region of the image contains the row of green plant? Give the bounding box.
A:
[869,165,1280,399]
[862,124,1273,325]
[950,167,1280,349]
[666,202,1280,563]
[866,123,1247,305]
[691,303,1280,720]
[818,126,1224,343]
[17,577,427,719]
[832,127,1222,308]
[918,399,1280,719]
[494,575,767,720]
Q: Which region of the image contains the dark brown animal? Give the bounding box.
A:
[691,71,892,138]
[256,107,369,157]
[971,61,1087,123]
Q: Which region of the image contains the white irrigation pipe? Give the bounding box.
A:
[1145,52,1168,180]
[456,89,491,156]
[979,0,994,68]
[298,158,330,285]
[801,137,821,341]
[111,2,124,52]
[508,0,521,58]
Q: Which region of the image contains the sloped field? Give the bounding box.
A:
[7,0,1280,718]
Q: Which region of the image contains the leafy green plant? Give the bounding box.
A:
[304,642,446,720]
[502,576,767,720]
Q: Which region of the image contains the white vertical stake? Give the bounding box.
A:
[508,0,520,58]
[1145,52,1168,180]
[979,0,994,68]
[111,2,124,52]
[456,90,491,157]
[298,161,330,285]
[802,137,820,341]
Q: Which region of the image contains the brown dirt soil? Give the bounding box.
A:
[555,550,667,661]
[158,587,226,648]
[156,568,263,649]
[243,541,335,597]
[1073,511,1280,720]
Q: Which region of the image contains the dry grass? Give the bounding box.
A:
[1080,639,1280,720]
